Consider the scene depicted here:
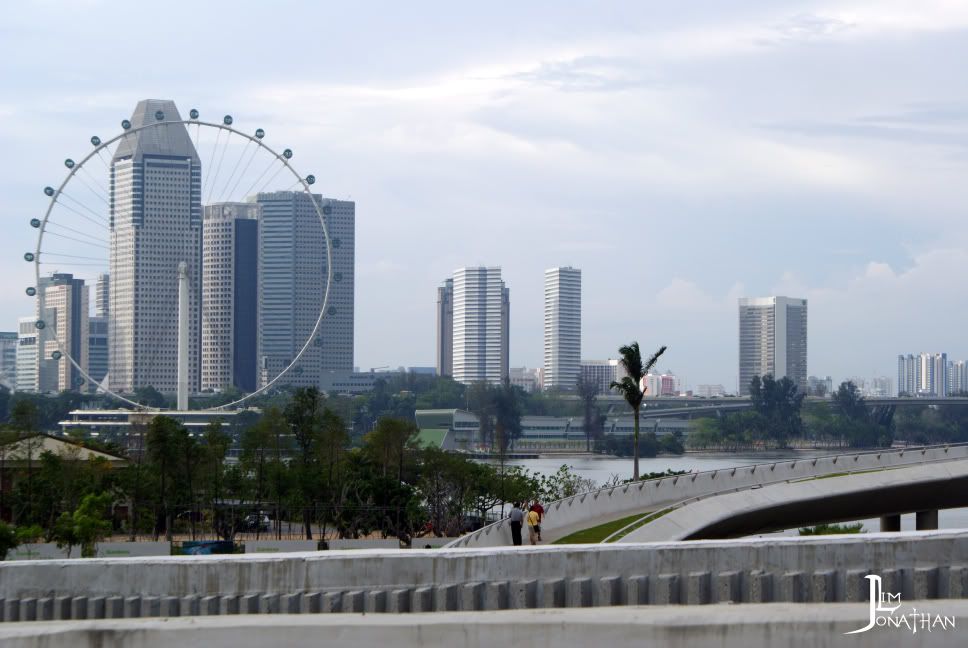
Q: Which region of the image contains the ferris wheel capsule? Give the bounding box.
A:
[64,159,75,169]
[189,109,199,120]
[283,149,293,159]
[121,119,131,130]
[255,128,265,139]
[223,115,233,125]
[91,136,101,146]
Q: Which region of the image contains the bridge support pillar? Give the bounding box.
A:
[880,514,901,532]
[916,510,939,531]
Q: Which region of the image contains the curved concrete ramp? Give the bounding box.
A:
[619,460,968,543]
[448,444,968,547]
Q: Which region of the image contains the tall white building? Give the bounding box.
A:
[254,192,354,389]
[451,266,509,385]
[201,202,260,393]
[950,360,968,396]
[16,317,38,392]
[543,267,581,391]
[109,99,201,394]
[738,296,808,396]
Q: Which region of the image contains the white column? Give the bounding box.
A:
[177,261,189,411]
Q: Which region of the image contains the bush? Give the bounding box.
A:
[0,521,18,560]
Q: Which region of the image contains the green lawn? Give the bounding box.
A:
[552,513,650,544]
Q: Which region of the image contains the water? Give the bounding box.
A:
[502,452,968,535]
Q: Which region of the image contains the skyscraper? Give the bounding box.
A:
[38,273,89,393]
[738,296,808,395]
[201,202,260,393]
[543,267,581,391]
[88,317,108,391]
[254,192,354,389]
[436,279,453,378]
[109,99,201,394]
[451,266,509,385]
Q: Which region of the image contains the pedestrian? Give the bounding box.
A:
[531,500,545,541]
[509,502,524,546]
[527,505,540,545]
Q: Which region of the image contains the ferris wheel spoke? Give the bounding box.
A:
[257,165,287,196]
[206,128,233,204]
[43,229,109,250]
[242,155,279,199]
[45,219,108,245]
[201,127,223,200]
[224,142,261,201]
[75,166,111,207]
[52,197,109,230]
[216,140,252,203]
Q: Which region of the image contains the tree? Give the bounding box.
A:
[145,415,183,541]
[0,521,18,560]
[833,381,867,421]
[286,388,323,539]
[51,492,113,558]
[748,374,804,447]
[203,420,233,540]
[466,382,495,450]
[493,379,522,455]
[610,342,667,480]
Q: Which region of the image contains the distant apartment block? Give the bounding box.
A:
[436,279,453,378]
[580,359,624,395]
[509,366,540,393]
[0,332,17,390]
[898,353,949,397]
[696,384,726,398]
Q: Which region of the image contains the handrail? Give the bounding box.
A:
[446,442,968,548]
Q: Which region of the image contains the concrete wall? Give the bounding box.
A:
[3,531,968,622]
[2,603,965,648]
[448,444,968,547]
[622,461,968,543]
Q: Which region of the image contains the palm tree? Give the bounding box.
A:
[611,342,667,480]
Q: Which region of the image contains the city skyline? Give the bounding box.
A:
[3,2,968,390]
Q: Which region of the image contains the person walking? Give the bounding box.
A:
[531,500,545,541]
[527,505,541,545]
[509,502,524,546]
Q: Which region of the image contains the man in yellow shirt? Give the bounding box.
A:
[526,506,540,545]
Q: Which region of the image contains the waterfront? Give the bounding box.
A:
[502,451,968,534]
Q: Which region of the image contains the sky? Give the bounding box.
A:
[2,0,968,392]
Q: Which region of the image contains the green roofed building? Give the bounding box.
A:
[414,409,480,451]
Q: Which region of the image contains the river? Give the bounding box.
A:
[500,451,968,535]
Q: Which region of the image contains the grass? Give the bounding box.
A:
[799,522,865,536]
[604,507,672,542]
[552,513,648,544]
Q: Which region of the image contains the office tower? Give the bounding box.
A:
[88,317,108,390]
[897,354,916,396]
[451,266,509,385]
[38,273,89,392]
[738,296,808,396]
[254,192,354,388]
[543,267,581,391]
[201,202,260,393]
[436,279,453,377]
[0,332,17,390]
[16,317,38,392]
[95,273,109,317]
[109,99,201,394]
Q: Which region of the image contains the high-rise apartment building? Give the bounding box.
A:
[436,279,453,378]
[738,296,808,396]
[451,266,509,385]
[950,360,968,396]
[109,99,201,394]
[39,273,89,393]
[254,192,354,389]
[0,332,17,390]
[16,317,38,392]
[543,267,581,391]
[201,202,260,393]
[95,273,109,318]
[898,352,949,397]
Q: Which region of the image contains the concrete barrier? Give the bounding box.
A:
[245,541,318,554]
[0,602,964,647]
[448,443,968,547]
[2,531,968,621]
[6,544,69,561]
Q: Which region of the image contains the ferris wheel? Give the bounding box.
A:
[27,102,332,411]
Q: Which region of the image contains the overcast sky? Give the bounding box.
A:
[3,0,967,391]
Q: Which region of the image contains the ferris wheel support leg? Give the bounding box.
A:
[177,261,189,411]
